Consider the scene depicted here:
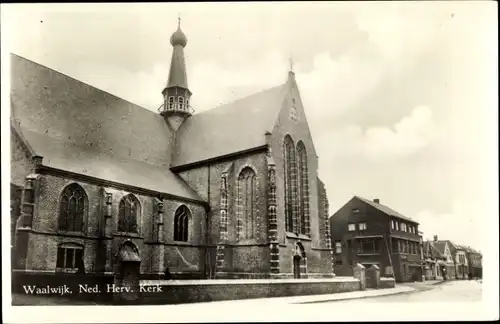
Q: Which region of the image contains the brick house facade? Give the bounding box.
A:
[329,196,423,283]
[10,22,334,287]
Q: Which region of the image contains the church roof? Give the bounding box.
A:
[171,84,287,168]
[10,54,203,202]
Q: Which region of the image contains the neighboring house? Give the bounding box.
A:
[422,239,446,280]
[329,196,423,283]
[460,245,483,279]
[451,243,469,280]
[10,20,335,288]
[430,236,456,280]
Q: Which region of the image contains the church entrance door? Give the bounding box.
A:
[115,242,141,303]
[293,255,302,279]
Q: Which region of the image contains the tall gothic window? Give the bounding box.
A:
[296,141,310,236]
[58,183,87,232]
[284,135,298,233]
[174,205,190,242]
[118,194,140,233]
[236,167,257,240]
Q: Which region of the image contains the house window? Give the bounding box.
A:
[348,223,356,232]
[283,135,298,233]
[335,241,342,254]
[236,167,257,240]
[118,194,140,233]
[391,220,395,230]
[401,223,407,232]
[178,96,185,110]
[359,222,367,231]
[58,183,87,232]
[352,208,360,214]
[168,96,175,110]
[358,239,379,254]
[395,222,400,231]
[56,243,84,272]
[173,205,190,242]
[296,141,310,236]
[335,260,343,266]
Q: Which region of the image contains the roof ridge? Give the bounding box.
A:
[10,53,161,118]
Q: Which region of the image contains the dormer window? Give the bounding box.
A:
[178,97,185,110]
[168,96,175,110]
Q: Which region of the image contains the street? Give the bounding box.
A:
[310,280,482,304]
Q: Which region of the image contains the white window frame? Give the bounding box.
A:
[348,223,356,232]
[359,222,367,231]
[178,96,185,110]
[335,241,342,254]
[168,96,175,110]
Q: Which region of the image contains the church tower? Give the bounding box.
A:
[160,18,192,132]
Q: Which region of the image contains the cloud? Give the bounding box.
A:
[415,199,485,251]
[318,105,435,162]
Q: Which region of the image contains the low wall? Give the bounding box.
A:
[138,277,361,305]
[380,277,396,289]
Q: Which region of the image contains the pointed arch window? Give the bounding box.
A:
[118,194,140,233]
[236,167,257,240]
[283,135,298,233]
[297,141,310,236]
[58,183,87,232]
[174,205,190,242]
[178,97,185,110]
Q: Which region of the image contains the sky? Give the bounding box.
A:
[2,2,498,251]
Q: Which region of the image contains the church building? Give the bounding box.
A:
[10,21,334,284]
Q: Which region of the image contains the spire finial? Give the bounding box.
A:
[289,55,294,72]
[178,14,181,28]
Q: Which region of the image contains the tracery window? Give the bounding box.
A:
[236,167,257,240]
[296,141,310,235]
[283,135,298,233]
[58,183,87,232]
[174,205,190,242]
[118,194,140,233]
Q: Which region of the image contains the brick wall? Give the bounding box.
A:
[177,151,270,275]
[18,172,207,277]
[140,279,361,304]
